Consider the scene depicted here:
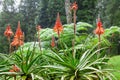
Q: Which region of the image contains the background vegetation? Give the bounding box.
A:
[0,0,120,79]
[0,0,120,53]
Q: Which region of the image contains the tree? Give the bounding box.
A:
[36,0,49,28]
[19,0,41,41]
[65,0,72,24]
[48,0,66,27]
[76,0,97,24]
[36,0,66,28]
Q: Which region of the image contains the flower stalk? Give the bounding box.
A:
[11,21,24,51]
[71,1,78,58]
[4,24,14,53]
[94,17,104,53]
[36,25,42,51]
[51,35,55,48]
[53,13,63,39]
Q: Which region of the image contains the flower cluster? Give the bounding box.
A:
[71,1,78,11]
[52,13,63,47]
[11,21,24,47]
[53,13,63,37]
[4,24,14,40]
[94,18,104,35]
[9,64,20,72]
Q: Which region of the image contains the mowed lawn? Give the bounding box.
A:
[108,55,120,79]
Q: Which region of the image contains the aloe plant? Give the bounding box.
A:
[0,53,10,71]
[11,46,42,80]
[43,45,116,80]
[0,53,13,79]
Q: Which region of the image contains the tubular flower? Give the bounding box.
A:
[71,1,78,10]
[4,25,14,38]
[51,36,55,47]
[9,65,20,72]
[53,13,63,36]
[94,18,104,35]
[11,21,24,47]
[11,35,24,47]
[12,65,20,72]
[15,21,24,39]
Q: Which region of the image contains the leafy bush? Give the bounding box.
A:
[104,26,120,54]
[108,56,120,79]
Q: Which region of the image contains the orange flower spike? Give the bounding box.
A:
[11,35,19,47]
[95,18,104,35]
[97,18,102,28]
[51,36,55,47]
[12,65,20,72]
[4,24,14,38]
[71,1,78,10]
[53,13,63,37]
[11,21,24,47]
[11,36,24,47]
[15,21,23,38]
[36,25,41,31]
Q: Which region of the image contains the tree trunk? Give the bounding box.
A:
[65,0,72,24]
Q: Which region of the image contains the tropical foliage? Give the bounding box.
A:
[43,46,115,80]
[0,0,120,80]
[0,22,119,79]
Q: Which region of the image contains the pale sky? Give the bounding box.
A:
[0,0,21,12]
[15,0,21,7]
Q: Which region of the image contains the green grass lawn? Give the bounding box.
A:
[108,55,120,79]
